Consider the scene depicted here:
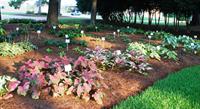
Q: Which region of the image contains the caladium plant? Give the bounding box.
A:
[16,56,104,104]
[0,75,20,99]
[85,46,152,74]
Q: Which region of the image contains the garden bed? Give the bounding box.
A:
[0,26,200,109]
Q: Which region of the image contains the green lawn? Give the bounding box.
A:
[113,65,200,109]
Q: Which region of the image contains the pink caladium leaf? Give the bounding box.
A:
[66,86,74,95]
[2,94,13,100]
[83,83,91,93]
[7,80,20,92]
[32,90,41,99]
[77,85,84,97]
[19,65,26,72]
[92,91,103,105]
[82,92,90,102]
[17,82,30,96]
[42,56,52,63]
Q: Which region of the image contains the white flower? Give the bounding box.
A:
[37,30,41,34]
[101,37,105,41]
[65,34,69,39]
[53,26,56,29]
[81,30,84,34]
[150,33,154,36]
[95,26,98,29]
[194,51,197,54]
[64,64,72,72]
[16,27,19,31]
[183,35,186,38]
[148,35,152,39]
[127,26,130,29]
[117,29,120,33]
[65,39,70,43]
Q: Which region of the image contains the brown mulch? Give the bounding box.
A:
[0,30,200,109]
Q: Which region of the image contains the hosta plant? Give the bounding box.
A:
[127,42,178,61]
[0,75,20,98]
[177,35,194,45]
[16,56,104,104]
[145,31,172,40]
[0,41,37,57]
[162,35,179,49]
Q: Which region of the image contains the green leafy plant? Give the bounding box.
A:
[145,31,172,40]
[0,41,37,57]
[105,35,116,42]
[46,48,53,53]
[127,42,177,61]
[120,35,132,43]
[58,51,66,57]
[73,47,85,55]
[162,35,179,49]
[86,47,152,74]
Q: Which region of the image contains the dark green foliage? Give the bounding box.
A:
[44,39,88,48]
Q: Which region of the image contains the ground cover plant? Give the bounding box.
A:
[113,65,200,109]
[85,47,152,74]
[127,42,178,61]
[0,41,37,57]
[44,39,87,48]
[0,75,20,98]
[120,27,144,35]
[1,56,104,104]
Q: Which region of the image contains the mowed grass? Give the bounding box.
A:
[113,65,200,109]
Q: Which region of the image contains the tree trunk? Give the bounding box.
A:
[91,0,97,25]
[191,12,200,25]
[47,0,59,25]
[0,8,1,20]
[158,11,161,25]
[58,0,61,16]
[37,0,42,14]
[141,11,144,24]
[154,12,157,25]
[134,11,137,24]
[148,10,152,25]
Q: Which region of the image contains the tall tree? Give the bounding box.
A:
[47,0,59,25]
[91,0,97,25]
[9,0,59,25]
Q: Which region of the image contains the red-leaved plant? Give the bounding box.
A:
[16,56,104,104]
